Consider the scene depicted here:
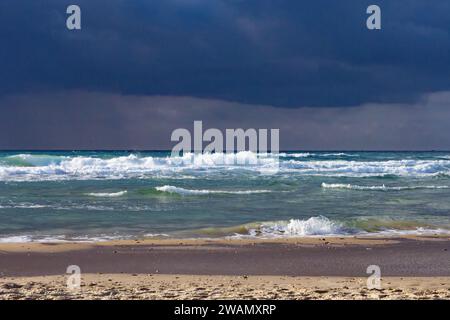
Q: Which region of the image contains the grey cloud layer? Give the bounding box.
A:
[2,91,450,150]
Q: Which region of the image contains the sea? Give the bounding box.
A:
[1,151,450,242]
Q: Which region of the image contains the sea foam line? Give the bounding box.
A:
[321,183,450,191]
[155,185,271,195]
[278,152,357,158]
[86,191,128,197]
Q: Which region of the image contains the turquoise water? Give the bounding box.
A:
[1,151,450,242]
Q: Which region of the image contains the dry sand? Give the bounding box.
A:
[1,274,449,300]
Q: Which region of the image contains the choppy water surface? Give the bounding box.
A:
[1,151,450,242]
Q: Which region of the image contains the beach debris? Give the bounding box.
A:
[314,289,329,294]
[2,283,23,289]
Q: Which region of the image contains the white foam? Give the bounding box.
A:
[0,235,69,243]
[320,153,357,157]
[366,227,450,236]
[278,152,312,158]
[143,233,170,238]
[87,190,128,197]
[155,185,271,195]
[282,159,450,177]
[0,203,50,209]
[282,216,343,235]
[0,234,132,243]
[278,152,357,158]
[0,152,279,181]
[232,216,450,239]
[2,153,450,181]
[243,216,345,238]
[0,235,33,243]
[321,183,450,191]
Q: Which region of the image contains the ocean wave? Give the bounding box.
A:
[0,235,68,243]
[366,227,450,236]
[1,217,449,242]
[0,233,176,243]
[0,201,182,212]
[282,159,450,177]
[0,235,33,243]
[87,191,128,197]
[219,216,347,238]
[0,152,279,181]
[2,152,450,181]
[321,183,450,191]
[254,216,345,237]
[320,153,357,157]
[3,154,67,167]
[0,234,133,243]
[214,217,450,238]
[278,152,357,158]
[278,152,312,158]
[155,185,271,195]
[0,203,50,209]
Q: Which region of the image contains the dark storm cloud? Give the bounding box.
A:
[2,1,450,150]
[1,0,450,107]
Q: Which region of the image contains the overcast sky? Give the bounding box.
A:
[1,0,450,150]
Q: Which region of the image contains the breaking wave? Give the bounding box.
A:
[155,185,271,195]
[278,152,357,158]
[219,216,450,238]
[0,152,278,181]
[278,152,312,158]
[0,234,136,243]
[1,216,449,242]
[282,159,450,177]
[321,183,450,191]
[251,216,345,237]
[195,217,347,238]
[87,191,128,197]
[2,152,450,181]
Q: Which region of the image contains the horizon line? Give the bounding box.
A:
[1,149,450,153]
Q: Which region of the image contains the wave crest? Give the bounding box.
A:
[321,183,449,191]
[87,191,128,197]
[0,152,280,181]
[155,185,271,195]
[2,152,450,181]
[283,159,450,177]
[244,216,345,237]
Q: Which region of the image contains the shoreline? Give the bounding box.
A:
[0,233,448,253]
[1,235,449,299]
[0,235,449,276]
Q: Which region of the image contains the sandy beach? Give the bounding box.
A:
[0,235,449,300]
[2,274,450,300]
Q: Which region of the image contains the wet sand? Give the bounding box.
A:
[0,236,449,299]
